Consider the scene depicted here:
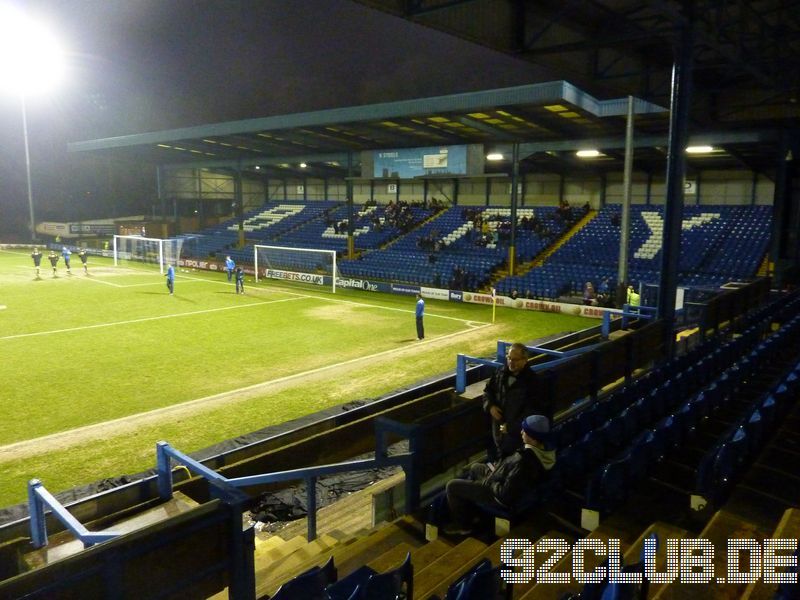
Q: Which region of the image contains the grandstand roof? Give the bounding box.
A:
[68,79,784,179]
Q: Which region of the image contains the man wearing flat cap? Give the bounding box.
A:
[443,414,556,535]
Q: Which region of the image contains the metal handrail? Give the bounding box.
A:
[28,479,121,549]
[156,430,415,541]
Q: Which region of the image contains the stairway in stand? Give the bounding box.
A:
[483,209,597,292]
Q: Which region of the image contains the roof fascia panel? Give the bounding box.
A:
[69,81,664,153]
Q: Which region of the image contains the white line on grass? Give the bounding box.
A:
[0,297,303,341]
[38,261,488,328]
[0,321,492,458]
[177,271,490,327]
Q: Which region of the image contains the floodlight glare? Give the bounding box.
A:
[486,153,504,161]
[0,7,66,95]
[686,145,714,154]
[576,149,602,158]
[299,162,307,168]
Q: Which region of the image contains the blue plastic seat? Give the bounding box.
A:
[271,556,337,600]
[345,552,413,600]
[442,558,503,600]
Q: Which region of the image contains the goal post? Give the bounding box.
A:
[254,244,339,293]
[113,235,184,274]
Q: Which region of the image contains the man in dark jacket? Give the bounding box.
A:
[443,415,556,535]
[483,343,543,458]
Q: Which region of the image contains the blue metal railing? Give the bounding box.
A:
[157,420,416,541]
[28,479,122,549]
[456,340,603,393]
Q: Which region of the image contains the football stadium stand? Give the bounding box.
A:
[2,278,799,600]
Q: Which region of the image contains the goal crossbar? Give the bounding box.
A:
[254,244,338,293]
[113,235,180,275]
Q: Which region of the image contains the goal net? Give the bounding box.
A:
[254,244,339,293]
[113,235,184,274]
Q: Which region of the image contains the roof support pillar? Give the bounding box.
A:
[347,152,355,259]
[658,23,694,358]
[233,168,244,248]
[617,95,635,304]
[509,142,520,276]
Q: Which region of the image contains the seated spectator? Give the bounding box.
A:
[442,415,556,535]
[525,289,533,299]
[510,289,519,300]
[611,211,621,227]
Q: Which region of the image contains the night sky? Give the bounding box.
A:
[0,0,547,237]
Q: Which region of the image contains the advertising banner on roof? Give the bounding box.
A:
[373,145,468,179]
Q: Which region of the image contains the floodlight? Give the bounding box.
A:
[0,7,65,95]
[486,153,504,161]
[686,145,714,154]
[299,162,307,168]
[576,149,602,158]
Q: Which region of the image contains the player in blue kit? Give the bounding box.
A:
[415,293,425,340]
[62,246,72,274]
[225,256,235,282]
[165,264,175,295]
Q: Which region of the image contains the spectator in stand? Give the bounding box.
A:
[483,343,543,459]
[442,415,556,535]
[583,282,597,306]
[627,285,641,307]
[611,211,621,227]
[510,289,519,300]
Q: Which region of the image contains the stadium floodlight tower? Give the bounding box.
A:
[254,244,338,293]
[0,6,66,242]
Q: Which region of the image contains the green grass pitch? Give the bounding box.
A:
[0,247,593,508]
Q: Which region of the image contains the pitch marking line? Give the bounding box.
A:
[152,268,487,326]
[0,321,493,458]
[176,272,490,328]
[0,297,303,342]
[268,286,491,328]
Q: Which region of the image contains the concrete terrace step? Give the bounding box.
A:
[740,507,800,600]
[22,491,200,570]
[414,536,488,599]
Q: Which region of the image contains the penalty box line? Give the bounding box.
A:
[0,321,493,458]
[0,297,303,342]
